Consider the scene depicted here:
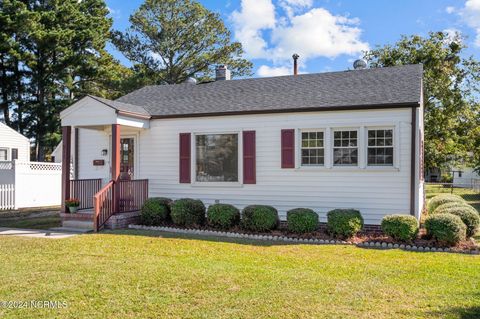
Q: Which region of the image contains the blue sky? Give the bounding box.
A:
[105,0,480,77]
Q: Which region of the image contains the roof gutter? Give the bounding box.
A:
[116,110,151,120]
[150,102,420,120]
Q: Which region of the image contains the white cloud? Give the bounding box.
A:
[271,8,369,60]
[257,65,291,77]
[443,28,463,44]
[446,6,456,14]
[450,0,480,47]
[231,0,369,66]
[231,0,276,58]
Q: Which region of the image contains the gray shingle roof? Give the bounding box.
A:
[114,64,422,118]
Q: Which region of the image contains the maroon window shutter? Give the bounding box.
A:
[179,133,191,183]
[281,129,295,168]
[243,131,256,184]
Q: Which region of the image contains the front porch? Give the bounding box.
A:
[59,96,151,231]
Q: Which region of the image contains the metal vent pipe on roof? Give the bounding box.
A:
[292,53,299,76]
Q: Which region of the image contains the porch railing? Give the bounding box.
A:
[70,179,102,210]
[93,180,114,231]
[118,179,149,213]
[93,179,148,231]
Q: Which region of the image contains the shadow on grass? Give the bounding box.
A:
[100,228,314,247]
[428,306,480,319]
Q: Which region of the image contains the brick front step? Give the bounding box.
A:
[60,212,93,221]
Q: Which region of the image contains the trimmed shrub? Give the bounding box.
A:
[171,198,206,226]
[287,208,319,233]
[140,197,172,226]
[442,207,480,237]
[381,215,419,242]
[425,213,466,246]
[427,194,465,213]
[241,205,279,232]
[207,204,240,229]
[326,209,363,238]
[432,201,475,215]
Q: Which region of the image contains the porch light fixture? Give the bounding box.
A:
[101,149,108,156]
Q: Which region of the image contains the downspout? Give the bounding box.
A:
[410,106,417,216]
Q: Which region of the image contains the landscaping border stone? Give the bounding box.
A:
[128,224,479,255]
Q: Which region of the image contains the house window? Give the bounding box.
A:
[0,148,7,161]
[367,129,394,166]
[11,148,18,160]
[301,131,324,165]
[333,130,358,166]
[196,134,238,182]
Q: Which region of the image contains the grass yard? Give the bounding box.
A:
[0,215,61,230]
[425,184,480,212]
[0,230,479,319]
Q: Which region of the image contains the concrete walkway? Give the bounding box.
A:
[0,227,82,239]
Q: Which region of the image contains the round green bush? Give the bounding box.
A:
[326,209,363,238]
[287,208,318,233]
[170,198,206,226]
[425,213,466,246]
[241,205,279,232]
[140,197,172,226]
[381,214,419,242]
[427,194,465,213]
[432,201,475,215]
[207,203,240,229]
[441,207,480,237]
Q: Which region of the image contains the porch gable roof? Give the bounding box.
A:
[60,95,150,128]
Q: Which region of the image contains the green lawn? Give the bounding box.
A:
[0,230,479,319]
[425,184,480,212]
[0,215,61,229]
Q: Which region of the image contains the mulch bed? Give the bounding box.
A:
[137,221,479,252]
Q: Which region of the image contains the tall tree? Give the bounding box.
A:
[112,0,252,86]
[365,32,480,172]
[0,0,130,160]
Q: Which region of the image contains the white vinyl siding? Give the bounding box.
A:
[76,108,418,225]
[0,122,30,162]
[131,108,414,225]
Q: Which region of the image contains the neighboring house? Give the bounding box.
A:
[453,167,480,188]
[59,64,425,231]
[0,121,30,162]
[0,122,62,210]
[51,141,62,163]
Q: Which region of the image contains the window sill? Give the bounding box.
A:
[190,182,244,188]
[296,166,399,172]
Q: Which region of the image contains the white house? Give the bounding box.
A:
[59,64,425,231]
[0,121,30,162]
[0,122,62,210]
[453,167,480,188]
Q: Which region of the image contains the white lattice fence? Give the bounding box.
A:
[0,184,15,210]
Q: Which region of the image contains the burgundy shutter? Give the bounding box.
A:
[281,129,295,168]
[179,133,191,183]
[243,131,256,184]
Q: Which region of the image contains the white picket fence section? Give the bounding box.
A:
[0,160,62,210]
[0,184,15,210]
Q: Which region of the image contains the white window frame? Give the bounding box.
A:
[0,148,9,161]
[300,129,326,167]
[332,128,360,167]
[366,127,395,167]
[191,131,243,187]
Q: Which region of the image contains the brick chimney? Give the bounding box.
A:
[215,65,231,81]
